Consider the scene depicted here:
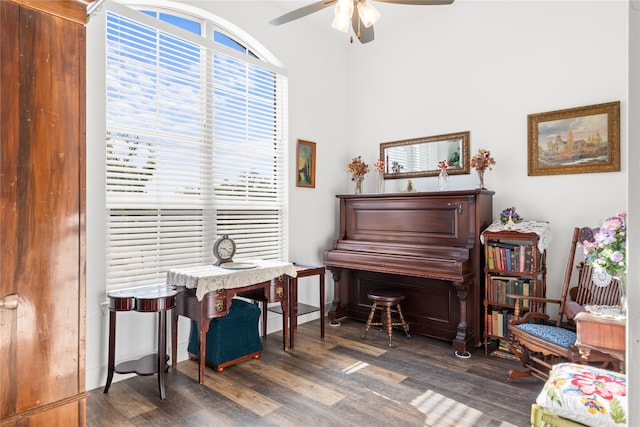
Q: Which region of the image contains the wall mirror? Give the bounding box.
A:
[380,131,470,179]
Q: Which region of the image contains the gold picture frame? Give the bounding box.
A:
[296,139,316,188]
[528,101,620,176]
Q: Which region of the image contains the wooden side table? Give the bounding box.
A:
[268,263,325,349]
[104,284,177,400]
[574,308,626,368]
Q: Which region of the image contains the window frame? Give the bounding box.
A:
[105,0,289,291]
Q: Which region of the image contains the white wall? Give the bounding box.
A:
[86,1,633,413]
[349,0,627,302]
[627,0,638,421]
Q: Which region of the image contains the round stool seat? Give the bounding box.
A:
[363,289,410,347]
[367,289,406,305]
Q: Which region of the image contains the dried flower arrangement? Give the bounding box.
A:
[346,156,369,178]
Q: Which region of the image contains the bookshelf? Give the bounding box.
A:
[481,222,550,356]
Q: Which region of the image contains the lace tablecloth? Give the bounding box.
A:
[583,304,627,321]
[480,220,552,252]
[166,259,297,301]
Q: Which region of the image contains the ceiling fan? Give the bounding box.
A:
[269,0,455,44]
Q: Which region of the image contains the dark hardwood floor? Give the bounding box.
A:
[87,318,541,426]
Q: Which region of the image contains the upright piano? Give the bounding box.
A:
[324,190,493,355]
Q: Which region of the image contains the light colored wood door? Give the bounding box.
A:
[1,1,87,424]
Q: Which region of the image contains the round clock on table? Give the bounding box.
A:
[213,235,236,266]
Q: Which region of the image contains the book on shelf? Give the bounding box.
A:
[488,241,518,249]
[524,245,533,271]
[492,310,501,337]
[491,348,519,361]
[502,309,512,339]
[489,308,514,339]
[487,248,495,270]
[491,340,519,361]
[487,240,539,273]
[490,276,526,305]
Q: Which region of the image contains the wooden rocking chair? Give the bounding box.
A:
[507,227,622,381]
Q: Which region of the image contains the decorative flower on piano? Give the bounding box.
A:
[374,158,385,172]
[346,156,369,179]
[438,160,449,170]
[470,148,495,171]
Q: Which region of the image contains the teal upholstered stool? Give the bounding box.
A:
[187,299,263,372]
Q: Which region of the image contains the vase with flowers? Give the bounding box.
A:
[374,158,385,193]
[470,148,495,189]
[437,160,449,191]
[581,211,627,314]
[500,206,523,230]
[346,156,369,194]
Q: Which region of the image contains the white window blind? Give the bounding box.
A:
[105,4,288,291]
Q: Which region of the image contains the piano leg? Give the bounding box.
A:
[328,268,346,326]
[452,280,473,358]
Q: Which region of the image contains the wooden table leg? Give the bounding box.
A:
[281,279,289,352]
[198,311,210,385]
[289,277,297,350]
[171,308,178,370]
[103,310,117,393]
[319,272,325,339]
[157,309,167,400]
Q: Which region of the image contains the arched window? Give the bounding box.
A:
[105,1,288,290]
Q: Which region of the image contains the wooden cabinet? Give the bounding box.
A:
[482,225,548,355]
[0,1,90,424]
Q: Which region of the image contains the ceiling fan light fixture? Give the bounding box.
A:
[331,14,351,32]
[334,0,354,16]
[331,0,354,32]
[357,1,381,28]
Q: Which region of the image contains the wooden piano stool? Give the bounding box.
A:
[362,289,411,347]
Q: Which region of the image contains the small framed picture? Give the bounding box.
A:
[528,101,620,176]
[296,140,316,188]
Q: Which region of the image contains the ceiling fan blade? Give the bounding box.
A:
[352,13,375,44]
[269,1,337,26]
[373,0,454,5]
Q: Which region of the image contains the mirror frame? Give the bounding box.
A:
[380,131,470,180]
